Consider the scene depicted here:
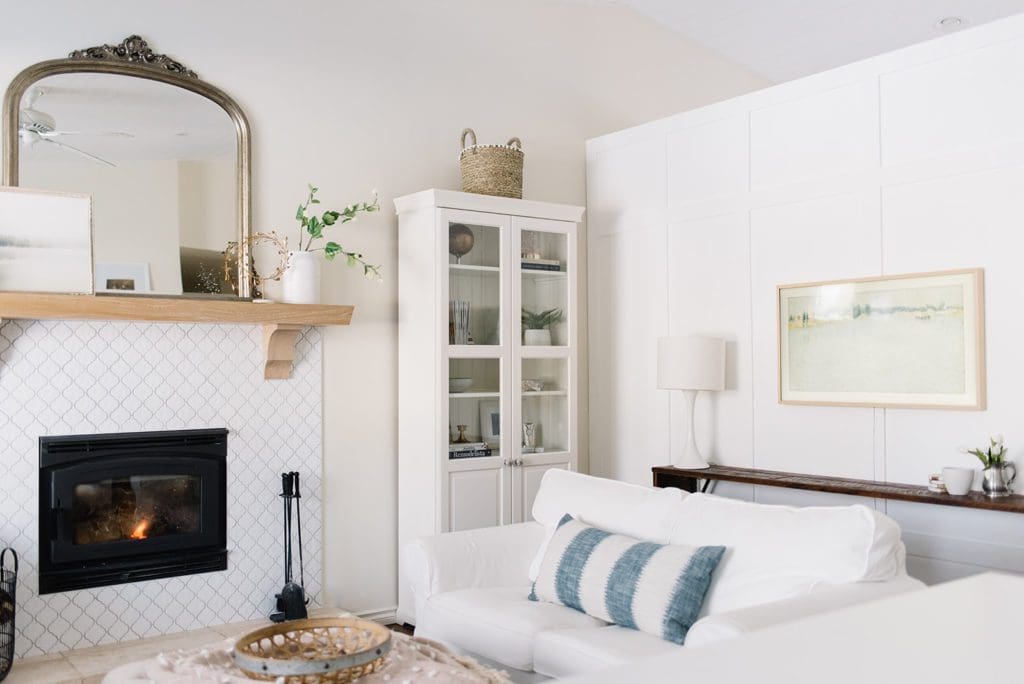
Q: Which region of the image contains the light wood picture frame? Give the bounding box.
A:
[778,268,985,410]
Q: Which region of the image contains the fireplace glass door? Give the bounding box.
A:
[72,473,202,546]
[39,428,227,593]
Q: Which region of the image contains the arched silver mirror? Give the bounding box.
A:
[2,35,252,298]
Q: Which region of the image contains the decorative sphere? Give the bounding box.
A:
[448,224,475,259]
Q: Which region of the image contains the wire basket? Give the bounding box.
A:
[231,617,391,683]
[0,548,17,682]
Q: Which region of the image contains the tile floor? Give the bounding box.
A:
[7,610,354,684]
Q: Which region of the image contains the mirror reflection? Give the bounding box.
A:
[17,72,240,297]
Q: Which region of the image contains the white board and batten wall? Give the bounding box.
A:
[586,14,1024,584]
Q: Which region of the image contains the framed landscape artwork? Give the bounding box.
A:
[0,186,92,294]
[778,269,985,409]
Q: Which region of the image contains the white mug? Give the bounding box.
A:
[942,467,974,496]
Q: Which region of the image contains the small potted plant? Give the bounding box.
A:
[282,184,380,304]
[962,434,1017,498]
[521,307,563,346]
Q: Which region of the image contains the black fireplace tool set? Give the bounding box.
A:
[270,471,308,622]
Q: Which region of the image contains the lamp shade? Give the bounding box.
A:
[657,336,726,391]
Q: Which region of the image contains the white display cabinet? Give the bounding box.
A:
[396,190,583,623]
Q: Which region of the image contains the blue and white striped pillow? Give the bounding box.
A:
[529,514,725,644]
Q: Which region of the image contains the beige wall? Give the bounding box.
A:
[177,158,237,252]
[21,160,183,293]
[0,0,768,616]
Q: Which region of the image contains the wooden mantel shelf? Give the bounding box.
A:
[0,292,354,380]
[652,465,1024,514]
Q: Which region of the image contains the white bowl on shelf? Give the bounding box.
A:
[522,379,545,392]
[449,378,473,393]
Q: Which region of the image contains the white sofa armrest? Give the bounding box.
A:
[399,522,545,625]
[686,576,925,647]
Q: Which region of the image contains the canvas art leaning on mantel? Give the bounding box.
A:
[778,268,985,410]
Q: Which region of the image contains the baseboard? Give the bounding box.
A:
[357,606,398,624]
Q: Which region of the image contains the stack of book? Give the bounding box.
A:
[449,442,493,459]
[521,258,561,272]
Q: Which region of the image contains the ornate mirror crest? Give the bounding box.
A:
[1,35,253,297]
[68,35,199,79]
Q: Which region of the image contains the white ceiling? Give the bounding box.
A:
[570,0,1024,81]
[20,72,235,164]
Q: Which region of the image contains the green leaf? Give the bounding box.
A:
[322,210,340,226]
[295,204,305,220]
[347,254,358,267]
[324,242,341,260]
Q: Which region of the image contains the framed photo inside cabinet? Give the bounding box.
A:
[778,268,985,409]
[479,400,500,448]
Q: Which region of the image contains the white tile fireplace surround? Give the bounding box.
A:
[0,319,323,658]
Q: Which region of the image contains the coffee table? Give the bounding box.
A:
[102,626,512,683]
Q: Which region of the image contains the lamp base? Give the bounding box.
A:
[673,389,711,469]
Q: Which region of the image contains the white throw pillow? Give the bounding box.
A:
[668,493,905,616]
[530,515,724,644]
[528,470,687,581]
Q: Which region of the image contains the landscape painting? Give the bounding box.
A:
[778,269,984,409]
[0,187,93,294]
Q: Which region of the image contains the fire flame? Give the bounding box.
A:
[130,519,150,540]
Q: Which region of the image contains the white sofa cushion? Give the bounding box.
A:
[529,470,686,581]
[530,515,724,644]
[533,625,682,678]
[668,493,905,615]
[414,586,608,671]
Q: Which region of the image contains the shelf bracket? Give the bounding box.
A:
[262,323,304,380]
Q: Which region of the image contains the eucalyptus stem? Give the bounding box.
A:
[292,183,381,280]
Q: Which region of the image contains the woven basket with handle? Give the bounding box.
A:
[459,128,524,199]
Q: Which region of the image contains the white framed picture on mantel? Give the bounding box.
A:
[0,186,93,294]
[94,261,152,294]
[778,268,985,410]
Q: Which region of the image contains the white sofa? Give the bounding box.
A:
[401,470,924,681]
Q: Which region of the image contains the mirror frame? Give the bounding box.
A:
[1,35,253,298]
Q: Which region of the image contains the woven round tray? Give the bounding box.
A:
[231,617,392,684]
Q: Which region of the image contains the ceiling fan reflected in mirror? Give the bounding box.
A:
[18,88,134,167]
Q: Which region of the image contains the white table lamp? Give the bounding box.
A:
[657,336,726,469]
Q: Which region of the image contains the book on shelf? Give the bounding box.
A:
[448,442,493,459]
[522,258,562,272]
[449,442,488,451]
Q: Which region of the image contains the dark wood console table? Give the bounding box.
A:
[652,465,1024,514]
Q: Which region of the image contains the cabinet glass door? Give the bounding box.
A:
[448,357,501,458]
[520,357,569,455]
[520,228,569,347]
[446,213,506,348]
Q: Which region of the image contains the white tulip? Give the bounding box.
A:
[991,434,1005,446]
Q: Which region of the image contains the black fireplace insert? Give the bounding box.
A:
[38,428,227,594]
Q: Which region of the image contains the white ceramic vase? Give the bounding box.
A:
[282,251,321,304]
[524,329,551,346]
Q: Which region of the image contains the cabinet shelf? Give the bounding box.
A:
[449,391,501,399]
[520,346,570,359]
[0,292,353,380]
[522,390,568,397]
[450,264,500,274]
[449,345,502,358]
[522,270,567,282]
